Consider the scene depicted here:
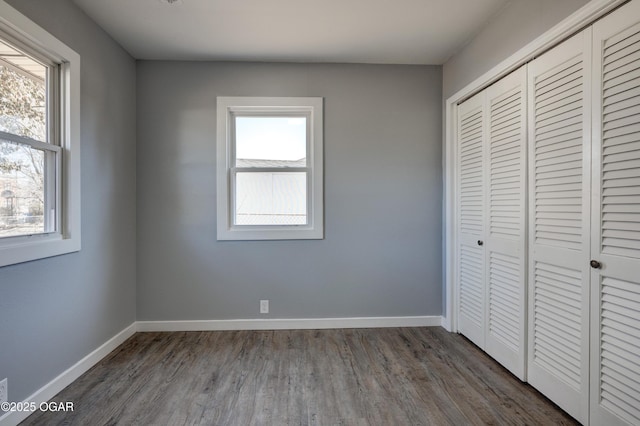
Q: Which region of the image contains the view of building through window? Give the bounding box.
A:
[234,116,308,226]
[0,39,49,238]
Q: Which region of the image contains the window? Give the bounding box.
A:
[216,97,323,240]
[0,1,80,267]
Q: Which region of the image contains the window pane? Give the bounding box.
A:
[0,39,47,141]
[235,172,307,225]
[0,138,46,237]
[235,116,306,168]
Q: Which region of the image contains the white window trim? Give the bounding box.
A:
[216,97,323,241]
[0,1,81,267]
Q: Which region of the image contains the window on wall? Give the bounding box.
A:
[0,1,81,267]
[216,97,323,240]
[0,38,58,239]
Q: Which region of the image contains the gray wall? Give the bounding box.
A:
[443,0,590,99]
[0,0,136,403]
[137,62,442,320]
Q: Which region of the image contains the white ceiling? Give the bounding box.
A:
[72,0,511,64]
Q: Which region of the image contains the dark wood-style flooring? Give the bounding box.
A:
[22,327,577,425]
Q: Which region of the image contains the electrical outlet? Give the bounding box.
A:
[260,299,269,314]
[0,378,7,404]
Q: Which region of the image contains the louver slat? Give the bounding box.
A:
[601,29,640,260]
[460,245,484,327]
[459,109,484,235]
[490,87,522,239]
[533,262,582,390]
[489,253,520,351]
[599,276,640,425]
[533,57,583,250]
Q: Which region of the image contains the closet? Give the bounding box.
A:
[457,66,527,380]
[453,1,640,424]
[590,5,640,424]
[527,28,591,423]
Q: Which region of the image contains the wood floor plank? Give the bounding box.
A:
[20,328,578,426]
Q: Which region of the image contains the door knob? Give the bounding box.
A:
[590,260,602,269]
[477,240,484,246]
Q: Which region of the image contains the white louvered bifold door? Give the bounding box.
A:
[591,2,640,425]
[527,29,592,424]
[484,66,527,380]
[457,92,487,349]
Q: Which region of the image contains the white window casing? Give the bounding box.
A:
[216,97,323,241]
[0,0,81,267]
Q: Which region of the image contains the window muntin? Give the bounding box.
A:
[217,97,323,240]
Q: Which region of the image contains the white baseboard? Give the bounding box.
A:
[136,315,443,332]
[0,322,136,426]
